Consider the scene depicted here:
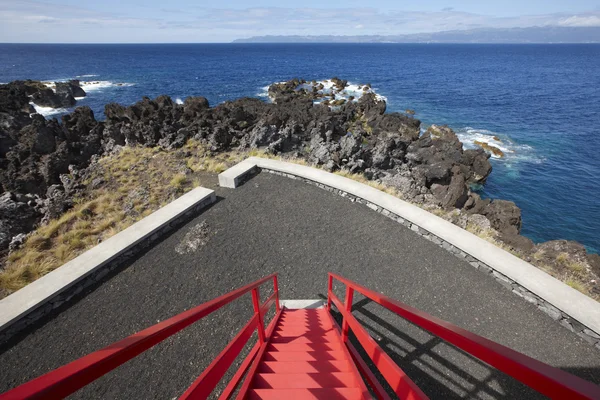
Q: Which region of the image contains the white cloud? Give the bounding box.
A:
[23,15,58,23]
[0,2,599,43]
[558,15,600,27]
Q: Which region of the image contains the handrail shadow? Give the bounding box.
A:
[320,290,600,400]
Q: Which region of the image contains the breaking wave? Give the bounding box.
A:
[455,126,543,163]
[175,98,184,105]
[256,85,271,98]
[80,81,134,92]
[258,79,387,104]
[40,79,134,93]
[29,102,69,117]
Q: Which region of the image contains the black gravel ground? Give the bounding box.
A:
[0,172,598,399]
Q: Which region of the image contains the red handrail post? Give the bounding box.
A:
[341,285,354,343]
[327,274,333,312]
[251,287,266,344]
[327,272,600,400]
[273,275,281,312]
[0,274,278,400]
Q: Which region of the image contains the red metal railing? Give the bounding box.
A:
[327,272,600,400]
[0,274,280,400]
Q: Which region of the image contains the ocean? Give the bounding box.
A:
[1,43,598,253]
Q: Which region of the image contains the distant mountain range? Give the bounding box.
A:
[233,26,600,44]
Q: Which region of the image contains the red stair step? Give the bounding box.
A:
[257,361,352,374]
[267,342,342,352]
[278,319,332,324]
[275,324,331,331]
[263,350,346,362]
[274,326,335,333]
[269,335,339,344]
[280,311,328,316]
[279,316,331,324]
[278,318,331,325]
[271,331,339,339]
[279,313,329,318]
[252,372,358,389]
[247,388,365,399]
[278,319,330,325]
[277,319,331,325]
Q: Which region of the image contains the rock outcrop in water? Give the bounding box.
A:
[0,78,597,292]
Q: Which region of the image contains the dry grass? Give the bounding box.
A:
[0,141,277,297]
[333,170,401,197]
[2,140,598,301]
[566,278,588,293]
[0,143,214,297]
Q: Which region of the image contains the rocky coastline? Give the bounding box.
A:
[0,77,598,297]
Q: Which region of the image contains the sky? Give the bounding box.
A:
[1,0,600,43]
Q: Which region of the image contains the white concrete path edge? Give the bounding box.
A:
[221,157,600,335]
[280,300,326,309]
[0,187,216,332]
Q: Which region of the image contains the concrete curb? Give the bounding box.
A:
[0,187,216,336]
[280,300,326,309]
[219,157,600,343]
[218,159,257,188]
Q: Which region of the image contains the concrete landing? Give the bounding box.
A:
[280,300,326,309]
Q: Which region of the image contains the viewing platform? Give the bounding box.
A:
[0,160,599,399]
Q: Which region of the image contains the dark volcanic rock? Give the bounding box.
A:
[104,96,183,147]
[356,92,386,121]
[588,254,600,277]
[1,76,592,272]
[19,116,57,155]
[0,192,41,252]
[500,231,535,253]
[431,167,469,209]
[31,88,75,108]
[462,148,492,184]
[43,185,72,223]
[55,80,86,98]
[482,199,522,234]
[464,193,491,214]
[374,113,420,141]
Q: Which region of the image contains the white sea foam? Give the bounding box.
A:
[35,79,133,94]
[41,82,56,92]
[455,126,542,163]
[76,74,99,78]
[259,79,386,105]
[257,85,271,97]
[80,81,134,92]
[175,98,184,105]
[29,102,69,117]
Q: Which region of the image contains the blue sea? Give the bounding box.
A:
[1,43,599,253]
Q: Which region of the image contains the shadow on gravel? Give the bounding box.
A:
[320,294,598,400]
[0,196,224,354]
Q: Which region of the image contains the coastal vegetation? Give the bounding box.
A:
[1,142,598,300]
[0,141,245,296]
[0,78,598,301]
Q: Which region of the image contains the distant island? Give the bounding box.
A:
[233,26,600,44]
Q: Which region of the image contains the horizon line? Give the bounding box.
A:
[1,42,600,45]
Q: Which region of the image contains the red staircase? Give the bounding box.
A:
[243,308,370,399]
[2,273,600,400]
